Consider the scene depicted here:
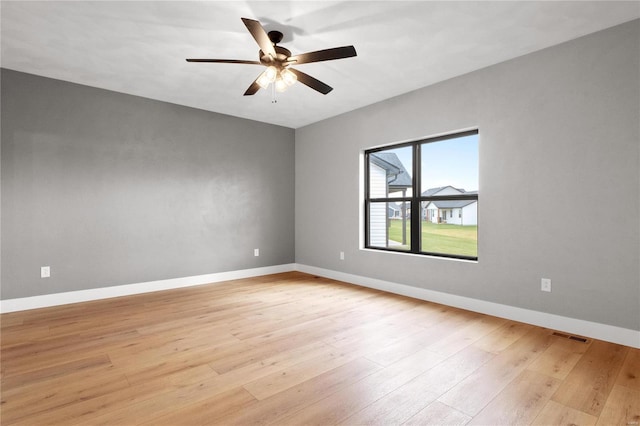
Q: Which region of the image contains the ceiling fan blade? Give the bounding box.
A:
[289,68,333,95]
[243,79,261,96]
[186,59,262,65]
[288,46,356,65]
[241,18,276,59]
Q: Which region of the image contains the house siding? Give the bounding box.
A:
[369,162,388,246]
[461,203,478,226]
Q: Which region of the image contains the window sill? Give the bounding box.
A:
[359,247,478,264]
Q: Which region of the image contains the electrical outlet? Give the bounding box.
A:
[340,251,345,260]
[41,266,51,278]
[254,248,259,257]
[541,278,551,292]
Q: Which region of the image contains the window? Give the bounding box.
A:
[364,130,479,260]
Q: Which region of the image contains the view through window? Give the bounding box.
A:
[365,130,479,260]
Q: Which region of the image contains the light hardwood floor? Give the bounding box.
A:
[1,272,638,425]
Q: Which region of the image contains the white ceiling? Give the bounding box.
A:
[2,1,638,129]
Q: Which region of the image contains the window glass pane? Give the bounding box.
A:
[421,134,478,196]
[368,146,413,198]
[368,202,411,251]
[420,202,477,257]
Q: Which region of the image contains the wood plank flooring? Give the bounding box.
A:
[1,271,638,425]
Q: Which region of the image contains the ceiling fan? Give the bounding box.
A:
[186,18,357,96]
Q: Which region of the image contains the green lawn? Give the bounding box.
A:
[388,220,477,257]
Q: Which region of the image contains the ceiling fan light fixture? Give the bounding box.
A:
[281,68,297,86]
[256,74,269,89]
[275,78,288,93]
[257,65,278,89]
[264,66,278,82]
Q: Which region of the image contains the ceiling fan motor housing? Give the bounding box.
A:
[259,45,292,68]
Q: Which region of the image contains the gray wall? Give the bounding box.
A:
[295,20,640,330]
[1,69,295,299]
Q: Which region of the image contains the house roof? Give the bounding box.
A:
[370,153,412,189]
[426,200,477,209]
[421,185,467,196]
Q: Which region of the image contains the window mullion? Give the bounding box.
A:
[411,143,420,253]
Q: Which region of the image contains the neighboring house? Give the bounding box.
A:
[388,203,402,219]
[422,186,478,226]
[368,153,411,247]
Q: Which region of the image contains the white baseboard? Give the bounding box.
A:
[0,264,296,314]
[3,262,638,348]
[295,263,640,349]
